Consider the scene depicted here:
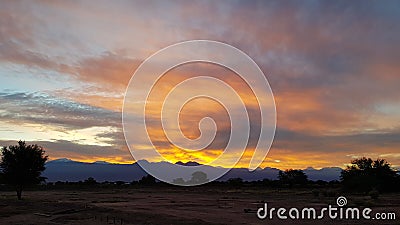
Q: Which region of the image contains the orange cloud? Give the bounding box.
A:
[1,1,400,170]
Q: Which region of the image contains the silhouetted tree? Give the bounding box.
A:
[227,178,243,186]
[172,177,185,185]
[187,171,209,185]
[0,141,48,200]
[115,181,125,186]
[139,174,156,185]
[0,172,4,184]
[341,157,398,192]
[172,171,209,185]
[84,177,97,185]
[278,169,308,187]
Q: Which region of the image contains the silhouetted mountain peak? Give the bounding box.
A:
[136,159,150,164]
[92,161,110,164]
[304,167,316,171]
[48,158,75,163]
[43,160,342,182]
[175,161,202,166]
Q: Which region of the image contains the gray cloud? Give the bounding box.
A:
[0,1,399,166]
[273,127,400,154]
[0,91,120,129]
[0,139,131,160]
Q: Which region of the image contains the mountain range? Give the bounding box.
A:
[43,158,342,182]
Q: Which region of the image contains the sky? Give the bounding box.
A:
[0,0,400,169]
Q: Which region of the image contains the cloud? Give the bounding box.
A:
[0,91,120,129]
[0,139,132,163]
[75,52,139,90]
[1,1,399,168]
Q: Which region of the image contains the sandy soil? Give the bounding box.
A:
[0,187,398,225]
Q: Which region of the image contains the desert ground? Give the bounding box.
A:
[0,186,399,225]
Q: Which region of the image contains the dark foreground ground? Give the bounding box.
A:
[0,186,399,225]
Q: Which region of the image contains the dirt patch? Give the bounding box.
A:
[0,187,398,224]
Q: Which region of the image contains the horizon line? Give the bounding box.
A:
[47,157,348,171]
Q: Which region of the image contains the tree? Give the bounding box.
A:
[0,172,4,184]
[84,177,97,185]
[139,174,156,185]
[341,157,398,192]
[227,178,243,186]
[0,141,48,200]
[187,171,209,185]
[278,169,308,187]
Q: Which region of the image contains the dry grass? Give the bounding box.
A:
[0,187,398,224]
